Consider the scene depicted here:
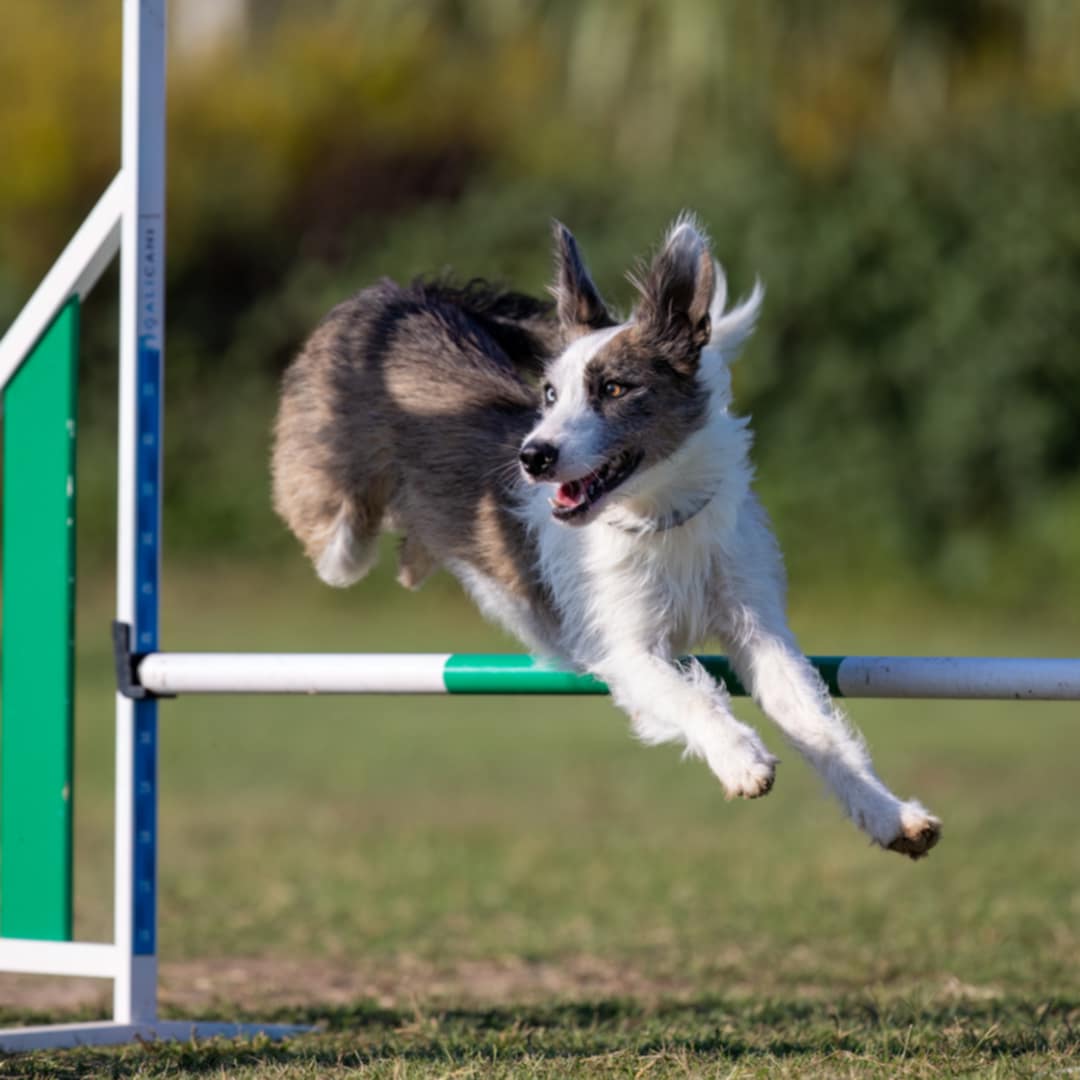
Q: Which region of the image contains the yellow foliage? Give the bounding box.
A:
[3,0,1080,292]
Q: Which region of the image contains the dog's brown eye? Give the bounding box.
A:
[603,381,626,399]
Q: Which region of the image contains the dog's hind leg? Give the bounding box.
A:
[396,534,437,590]
[313,500,381,587]
[272,416,387,587]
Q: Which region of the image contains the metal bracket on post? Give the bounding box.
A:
[112,620,172,700]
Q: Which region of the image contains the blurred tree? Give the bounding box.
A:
[1,0,1077,596]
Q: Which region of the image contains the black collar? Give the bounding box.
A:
[610,491,715,536]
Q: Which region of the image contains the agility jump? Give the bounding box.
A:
[1,0,1078,1053]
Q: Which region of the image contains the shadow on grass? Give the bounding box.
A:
[1,995,1078,1076]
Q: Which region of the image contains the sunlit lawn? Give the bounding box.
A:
[2,555,1078,1075]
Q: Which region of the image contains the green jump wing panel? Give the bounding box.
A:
[1,299,78,941]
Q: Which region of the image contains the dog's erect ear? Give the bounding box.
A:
[551,221,613,333]
[633,216,716,372]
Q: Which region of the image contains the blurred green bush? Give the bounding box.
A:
[2,0,1079,602]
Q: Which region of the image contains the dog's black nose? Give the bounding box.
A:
[520,441,559,478]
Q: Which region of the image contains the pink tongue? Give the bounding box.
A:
[555,480,586,509]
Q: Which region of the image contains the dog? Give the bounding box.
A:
[272,215,941,859]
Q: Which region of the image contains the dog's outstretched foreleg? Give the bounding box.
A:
[598,651,778,799]
[724,609,941,858]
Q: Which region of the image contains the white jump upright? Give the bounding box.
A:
[0,0,303,1051]
[112,0,167,1030]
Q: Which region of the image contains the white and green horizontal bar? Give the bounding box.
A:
[134,653,1080,700]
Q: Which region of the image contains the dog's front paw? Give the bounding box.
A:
[884,802,942,860]
[707,739,778,800]
[727,755,778,800]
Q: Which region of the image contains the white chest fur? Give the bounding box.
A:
[535,498,743,664]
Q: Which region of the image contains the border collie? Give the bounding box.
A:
[273,216,941,858]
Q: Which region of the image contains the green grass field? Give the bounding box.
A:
[1,557,1078,1076]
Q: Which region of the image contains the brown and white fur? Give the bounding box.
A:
[273,216,941,859]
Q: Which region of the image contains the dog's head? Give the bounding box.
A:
[519,215,761,525]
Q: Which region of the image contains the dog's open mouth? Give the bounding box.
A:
[550,451,643,522]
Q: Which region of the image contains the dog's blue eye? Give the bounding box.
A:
[543,384,557,405]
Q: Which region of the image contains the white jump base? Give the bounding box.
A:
[0,1021,309,1053]
[0,936,311,1050]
